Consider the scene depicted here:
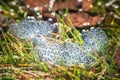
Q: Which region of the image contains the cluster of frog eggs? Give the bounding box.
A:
[9,17,108,67]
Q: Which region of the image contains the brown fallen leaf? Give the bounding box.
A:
[43,12,103,28]
[23,0,80,12]
[23,0,103,28]
[23,0,95,12]
[82,0,95,11]
[65,12,104,27]
[23,0,49,12]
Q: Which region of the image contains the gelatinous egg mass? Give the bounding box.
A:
[8,17,108,67]
[9,17,58,40]
[82,27,108,51]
